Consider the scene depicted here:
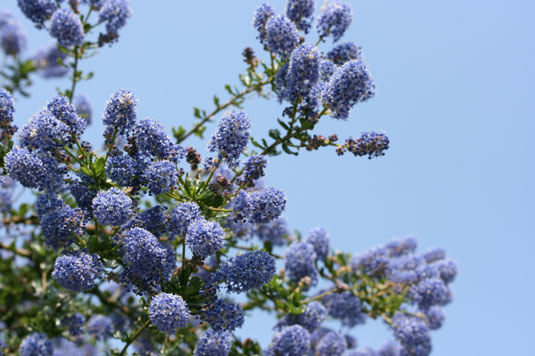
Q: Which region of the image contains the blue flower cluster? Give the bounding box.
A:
[49,8,85,47]
[194,329,232,356]
[208,110,251,167]
[199,298,244,332]
[186,218,225,259]
[149,293,191,334]
[338,131,390,158]
[52,250,104,292]
[17,0,57,27]
[317,1,353,42]
[213,251,276,293]
[233,187,286,224]
[19,333,52,356]
[270,325,311,356]
[285,241,318,285]
[92,187,133,226]
[286,0,315,33]
[32,43,69,78]
[0,13,26,56]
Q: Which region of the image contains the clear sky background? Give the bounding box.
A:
[2,0,534,355]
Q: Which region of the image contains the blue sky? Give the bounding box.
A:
[3,0,534,355]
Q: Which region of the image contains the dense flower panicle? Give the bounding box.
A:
[414,264,439,281]
[125,205,168,237]
[324,60,376,120]
[143,160,178,195]
[1,23,27,55]
[322,291,366,327]
[386,236,418,257]
[327,42,361,65]
[32,43,69,78]
[305,227,330,261]
[69,175,97,211]
[119,227,176,291]
[35,192,63,219]
[317,1,352,42]
[208,110,251,167]
[215,251,276,293]
[276,301,327,332]
[46,96,86,136]
[200,298,244,331]
[132,118,182,161]
[280,43,321,101]
[17,0,57,27]
[343,131,389,159]
[421,248,446,264]
[265,14,299,57]
[98,0,132,38]
[392,314,432,356]
[19,333,53,356]
[316,331,347,356]
[168,202,201,238]
[62,313,85,336]
[87,315,114,340]
[238,155,267,187]
[377,341,402,356]
[40,204,84,250]
[319,60,336,82]
[106,154,138,186]
[255,217,289,246]
[186,218,225,258]
[285,241,318,285]
[102,89,138,134]
[286,0,315,32]
[92,187,133,226]
[0,88,14,124]
[73,95,93,125]
[49,8,85,47]
[410,278,449,309]
[247,187,287,224]
[19,109,71,151]
[433,259,458,284]
[272,325,311,356]
[253,4,275,45]
[422,306,444,330]
[52,250,104,292]
[0,185,13,213]
[194,329,232,356]
[149,293,190,334]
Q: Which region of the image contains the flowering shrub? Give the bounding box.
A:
[0,1,457,356]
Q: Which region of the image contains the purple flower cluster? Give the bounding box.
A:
[233,187,286,224]
[194,329,232,356]
[271,325,311,356]
[214,251,276,293]
[0,18,26,56]
[208,110,251,167]
[317,1,353,42]
[200,298,244,331]
[49,8,84,47]
[17,0,57,27]
[19,333,52,356]
[186,218,225,259]
[253,4,275,45]
[92,187,133,226]
[266,14,299,57]
[339,131,390,158]
[285,241,318,285]
[149,293,190,334]
[52,250,104,292]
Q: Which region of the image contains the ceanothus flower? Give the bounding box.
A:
[255,217,289,246]
[305,227,330,261]
[0,88,14,124]
[345,334,358,350]
[149,293,190,334]
[214,251,276,293]
[40,204,84,250]
[132,118,182,161]
[284,241,318,285]
[351,246,391,276]
[276,301,327,332]
[253,4,275,45]
[102,89,138,134]
[421,248,446,264]
[237,155,266,187]
[119,227,176,291]
[168,201,201,238]
[5,149,65,191]
[194,329,232,356]
[322,290,366,327]
[49,8,85,47]
[1,23,27,56]
[17,0,57,27]
[272,325,311,356]
[74,95,92,125]
[317,1,352,42]
[385,236,418,257]
[422,306,445,330]
[242,187,287,224]
[200,298,244,331]
[286,0,315,32]
[92,188,133,226]
[106,154,138,186]
[392,314,432,356]
[125,205,168,237]
[69,174,97,211]
[266,14,299,57]
[327,42,361,65]
[98,0,132,39]
[19,333,52,356]
[208,110,251,167]
[0,10,15,28]
[87,315,114,340]
[319,60,336,82]
[410,278,449,309]
[52,250,104,292]
[35,193,63,219]
[186,218,225,258]
[316,331,347,356]
[32,43,69,78]
[19,109,72,151]
[62,313,85,336]
[323,60,376,120]
[279,43,321,101]
[46,96,86,136]
[142,160,178,195]
[377,341,402,356]
[432,259,458,284]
